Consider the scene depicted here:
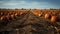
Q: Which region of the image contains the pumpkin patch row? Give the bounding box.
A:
[45,14,58,23]
[31,10,60,23]
[0,10,28,23]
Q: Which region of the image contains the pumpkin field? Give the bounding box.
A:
[0,9,60,34]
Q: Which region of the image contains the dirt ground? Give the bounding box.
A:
[0,10,60,34]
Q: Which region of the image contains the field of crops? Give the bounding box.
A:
[0,9,60,34]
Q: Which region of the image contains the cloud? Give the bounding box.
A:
[0,0,60,9]
[18,1,49,9]
[0,1,4,4]
[0,1,50,9]
[4,3,18,6]
[17,1,27,5]
[1,1,27,6]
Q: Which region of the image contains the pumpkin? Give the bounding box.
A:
[11,14,15,19]
[15,13,20,17]
[15,13,18,17]
[51,16,58,23]
[38,14,42,17]
[45,14,51,19]
[0,16,6,22]
[38,12,42,17]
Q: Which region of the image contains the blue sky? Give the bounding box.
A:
[0,0,60,9]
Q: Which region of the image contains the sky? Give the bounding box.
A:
[0,0,60,9]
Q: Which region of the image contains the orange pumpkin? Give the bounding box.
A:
[38,13,42,17]
[11,14,15,19]
[0,16,6,22]
[51,16,58,23]
[38,12,42,16]
[45,14,51,19]
[15,13,18,17]
[17,13,20,16]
